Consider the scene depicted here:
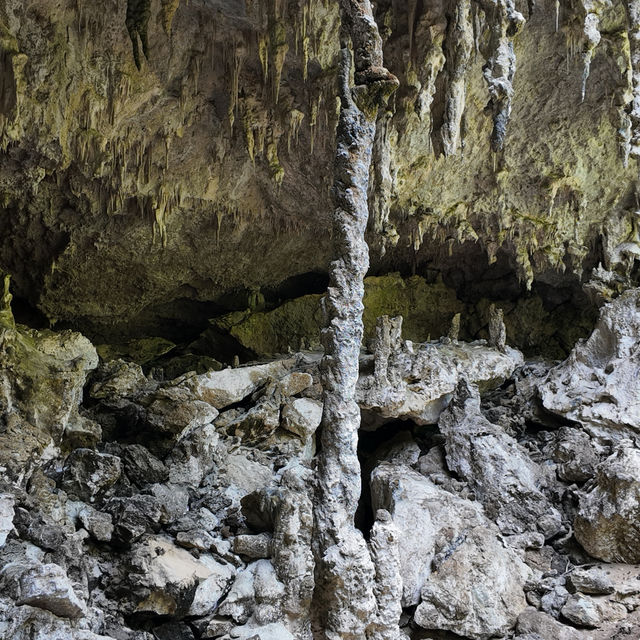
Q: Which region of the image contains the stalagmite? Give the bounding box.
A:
[369,510,403,640]
[440,0,473,156]
[312,0,398,636]
[478,0,525,152]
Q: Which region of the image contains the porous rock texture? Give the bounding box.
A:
[3,0,640,639]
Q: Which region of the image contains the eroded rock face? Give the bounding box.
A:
[439,379,562,537]
[540,289,640,438]
[3,271,640,640]
[358,315,523,425]
[575,446,640,563]
[370,460,530,638]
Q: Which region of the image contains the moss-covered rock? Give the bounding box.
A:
[208,274,463,357]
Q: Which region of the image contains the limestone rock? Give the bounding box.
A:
[414,525,531,639]
[575,446,640,563]
[0,494,15,548]
[370,460,531,635]
[439,380,562,537]
[516,608,582,640]
[60,449,122,503]
[233,533,273,559]
[89,359,148,402]
[188,561,236,617]
[281,397,322,440]
[224,622,294,640]
[358,324,523,424]
[165,424,221,486]
[144,385,218,435]
[128,536,215,617]
[120,444,168,487]
[561,594,602,628]
[217,559,285,626]
[105,495,162,545]
[77,506,114,542]
[540,289,640,437]
[182,359,295,410]
[17,563,85,619]
[567,566,615,595]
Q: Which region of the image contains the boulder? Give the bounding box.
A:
[414,525,532,639]
[371,461,530,639]
[144,385,218,435]
[128,536,215,617]
[540,288,640,437]
[516,608,582,640]
[120,444,168,486]
[17,563,84,618]
[439,380,562,537]
[575,446,640,563]
[181,359,295,410]
[217,559,285,626]
[60,449,122,503]
[188,562,236,617]
[105,495,162,545]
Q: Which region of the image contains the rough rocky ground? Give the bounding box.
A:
[2,274,640,639]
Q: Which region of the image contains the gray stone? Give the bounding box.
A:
[371,460,530,639]
[233,533,273,559]
[358,327,524,425]
[439,379,562,537]
[105,495,162,545]
[60,448,122,503]
[121,444,168,486]
[0,493,15,547]
[18,563,84,619]
[78,506,113,542]
[575,446,640,563]
[517,608,582,640]
[561,594,602,628]
[540,289,640,437]
[182,360,296,410]
[188,561,236,617]
[568,566,615,595]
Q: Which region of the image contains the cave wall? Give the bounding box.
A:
[0,0,637,337]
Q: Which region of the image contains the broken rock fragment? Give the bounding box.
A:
[17,563,85,619]
[575,445,640,563]
[439,379,562,537]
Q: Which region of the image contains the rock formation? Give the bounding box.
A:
[1,1,640,639]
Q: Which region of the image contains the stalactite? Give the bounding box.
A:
[287,109,305,152]
[266,127,284,187]
[271,19,289,103]
[477,0,525,153]
[227,44,245,130]
[161,0,180,34]
[312,1,399,637]
[125,0,151,70]
[626,0,640,157]
[440,0,473,156]
[259,32,269,84]
[580,11,601,102]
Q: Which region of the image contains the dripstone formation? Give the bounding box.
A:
[2,0,640,639]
